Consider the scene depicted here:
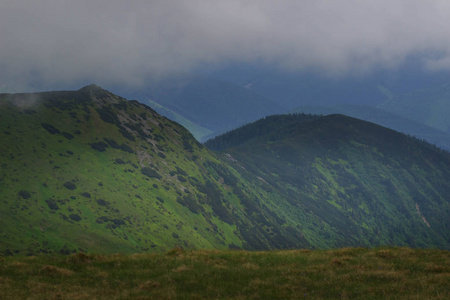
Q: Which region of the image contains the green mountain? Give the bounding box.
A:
[0,85,304,255]
[1,86,450,256]
[291,104,450,151]
[206,114,450,249]
[200,64,450,148]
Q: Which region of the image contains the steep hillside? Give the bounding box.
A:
[0,85,304,255]
[206,114,450,249]
[2,86,450,255]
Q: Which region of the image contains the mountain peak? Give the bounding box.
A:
[78,84,104,92]
[77,84,114,102]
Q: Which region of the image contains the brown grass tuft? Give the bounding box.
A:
[242,262,260,270]
[166,247,185,257]
[0,248,448,299]
[172,265,191,272]
[68,252,93,264]
[0,276,13,286]
[374,249,396,260]
[331,258,344,266]
[40,265,74,277]
[139,280,161,291]
[425,264,447,273]
[9,261,27,268]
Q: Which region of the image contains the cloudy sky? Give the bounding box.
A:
[2,0,450,89]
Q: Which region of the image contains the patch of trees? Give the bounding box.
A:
[45,199,59,210]
[141,167,162,179]
[41,123,60,135]
[61,132,74,140]
[123,121,152,139]
[182,137,194,152]
[153,134,165,142]
[205,113,320,151]
[176,195,203,214]
[96,216,126,228]
[103,138,134,153]
[119,129,136,142]
[113,101,128,110]
[114,158,125,164]
[63,181,77,190]
[195,180,233,224]
[18,190,31,199]
[69,214,81,222]
[89,142,108,152]
[177,175,187,182]
[96,199,110,206]
[233,187,258,214]
[96,107,118,125]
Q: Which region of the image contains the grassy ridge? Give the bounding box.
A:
[0,86,309,255]
[2,86,450,255]
[0,247,448,299]
[0,86,247,254]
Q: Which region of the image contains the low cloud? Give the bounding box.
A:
[2,0,450,89]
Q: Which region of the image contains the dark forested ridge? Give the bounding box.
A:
[207,114,450,249]
[205,113,321,151]
[290,104,450,151]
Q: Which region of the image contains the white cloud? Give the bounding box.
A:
[2,0,450,88]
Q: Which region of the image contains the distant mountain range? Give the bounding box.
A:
[379,82,450,133]
[1,86,449,255]
[114,65,450,150]
[115,75,284,141]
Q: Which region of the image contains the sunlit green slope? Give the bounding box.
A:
[206,114,450,249]
[2,86,450,255]
[0,85,302,255]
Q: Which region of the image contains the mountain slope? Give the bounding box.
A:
[206,114,450,249]
[0,85,304,255]
[2,86,450,255]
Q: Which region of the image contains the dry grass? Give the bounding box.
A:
[0,247,448,299]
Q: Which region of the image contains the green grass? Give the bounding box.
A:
[1,86,317,255]
[0,247,448,299]
[207,113,450,250]
[0,87,244,255]
[2,87,450,256]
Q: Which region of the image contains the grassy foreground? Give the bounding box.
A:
[0,247,448,299]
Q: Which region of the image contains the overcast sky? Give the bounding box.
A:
[2,0,450,89]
